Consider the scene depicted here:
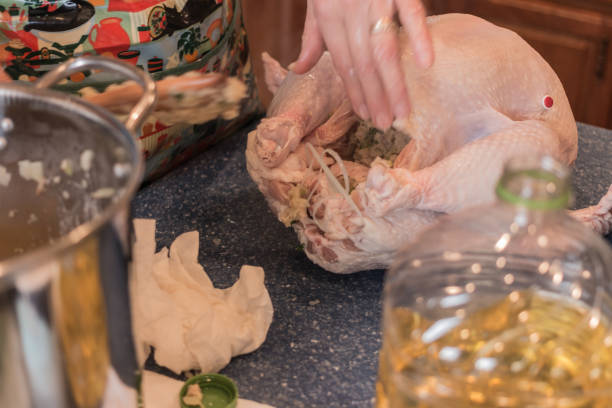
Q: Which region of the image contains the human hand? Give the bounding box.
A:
[290,0,434,130]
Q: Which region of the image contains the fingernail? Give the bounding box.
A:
[376,113,391,130]
[357,104,369,120]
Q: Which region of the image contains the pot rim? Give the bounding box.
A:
[0,83,144,284]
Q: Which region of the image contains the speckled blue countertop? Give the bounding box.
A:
[131,121,612,408]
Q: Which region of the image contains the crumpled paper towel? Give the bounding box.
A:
[130,219,274,374]
[142,370,274,408]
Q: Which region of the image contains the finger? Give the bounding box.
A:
[370,22,411,119]
[314,3,370,120]
[291,0,325,74]
[345,2,392,129]
[395,0,434,68]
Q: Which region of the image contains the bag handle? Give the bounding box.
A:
[36,56,157,134]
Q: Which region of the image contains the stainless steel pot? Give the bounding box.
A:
[0,57,156,407]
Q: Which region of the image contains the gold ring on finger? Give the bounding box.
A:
[371,16,399,35]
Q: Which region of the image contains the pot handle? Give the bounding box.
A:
[36,56,157,134]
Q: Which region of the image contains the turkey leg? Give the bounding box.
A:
[255,52,347,167]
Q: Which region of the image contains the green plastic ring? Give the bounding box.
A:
[179,374,238,408]
[495,169,570,210]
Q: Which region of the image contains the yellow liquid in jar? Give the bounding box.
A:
[376,289,612,407]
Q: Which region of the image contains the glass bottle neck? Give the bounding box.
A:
[495,156,571,211]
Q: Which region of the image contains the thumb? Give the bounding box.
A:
[290,1,325,74]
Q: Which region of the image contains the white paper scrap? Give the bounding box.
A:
[130,219,274,374]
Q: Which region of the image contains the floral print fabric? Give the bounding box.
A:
[0,0,260,179]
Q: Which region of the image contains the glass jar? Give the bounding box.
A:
[376,156,612,408]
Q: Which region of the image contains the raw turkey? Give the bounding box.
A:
[246,13,612,273]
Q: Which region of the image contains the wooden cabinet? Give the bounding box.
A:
[242,0,307,108]
[423,0,612,129]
